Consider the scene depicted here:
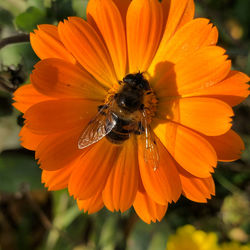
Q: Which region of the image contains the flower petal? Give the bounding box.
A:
[149,18,218,74]
[158,97,233,136]
[161,0,195,41]
[178,166,215,203]
[30,24,75,63]
[149,0,195,73]
[187,71,250,106]
[87,0,127,80]
[77,191,104,214]
[126,0,163,72]
[31,58,106,100]
[19,125,46,151]
[36,127,84,171]
[204,130,245,162]
[138,136,181,205]
[69,139,121,200]
[154,120,217,178]
[154,46,231,97]
[42,163,75,190]
[13,84,51,113]
[24,99,100,134]
[58,17,117,88]
[112,0,131,23]
[133,190,168,224]
[102,138,139,212]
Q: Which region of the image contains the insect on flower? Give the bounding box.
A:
[78,72,160,170]
[13,0,249,223]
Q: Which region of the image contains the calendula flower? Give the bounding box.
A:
[166,225,220,250]
[13,0,249,223]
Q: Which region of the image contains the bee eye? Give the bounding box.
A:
[123,74,134,84]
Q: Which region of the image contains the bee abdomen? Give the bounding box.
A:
[106,129,130,144]
[106,116,132,144]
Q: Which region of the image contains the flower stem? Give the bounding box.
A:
[0,34,29,50]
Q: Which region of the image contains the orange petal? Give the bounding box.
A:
[13,84,51,113]
[153,120,217,178]
[87,0,127,80]
[24,99,100,134]
[19,125,46,151]
[126,0,163,72]
[138,136,181,205]
[30,24,75,63]
[42,163,75,191]
[154,46,231,97]
[58,17,117,88]
[36,127,84,171]
[187,71,250,106]
[102,138,139,212]
[161,0,194,39]
[204,130,245,162]
[112,0,131,24]
[31,58,106,100]
[149,18,218,74]
[68,139,121,200]
[178,166,215,203]
[158,97,233,136]
[77,191,104,214]
[133,191,168,224]
[149,0,195,73]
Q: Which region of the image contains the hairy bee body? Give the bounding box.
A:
[78,72,159,169]
[104,72,149,144]
[105,114,134,144]
[78,72,153,148]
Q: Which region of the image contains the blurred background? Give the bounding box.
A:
[0,0,249,249]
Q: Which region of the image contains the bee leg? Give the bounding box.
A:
[118,80,122,85]
[136,121,145,134]
[98,104,108,111]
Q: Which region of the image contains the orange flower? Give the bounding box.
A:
[13,0,249,224]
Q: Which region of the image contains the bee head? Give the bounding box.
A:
[123,72,150,91]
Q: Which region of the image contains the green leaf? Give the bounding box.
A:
[128,219,170,250]
[50,0,75,22]
[15,7,47,32]
[99,216,118,249]
[0,151,44,192]
[0,8,13,26]
[148,228,170,250]
[72,0,88,19]
[0,43,39,75]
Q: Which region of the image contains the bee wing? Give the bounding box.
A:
[140,110,159,170]
[78,105,117,149]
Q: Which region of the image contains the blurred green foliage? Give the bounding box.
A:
[0,0,249,249]
[0,151,43,192]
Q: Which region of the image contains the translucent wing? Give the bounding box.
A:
[140,110,160,171]
[78,104,117,149]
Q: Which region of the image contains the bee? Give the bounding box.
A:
[78,72,159,169]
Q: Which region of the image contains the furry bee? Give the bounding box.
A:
[78,72,159,168]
